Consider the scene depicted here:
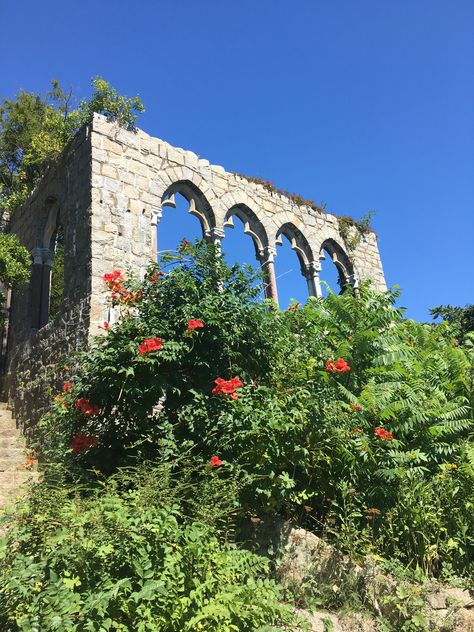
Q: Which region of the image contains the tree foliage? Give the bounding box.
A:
[0,77,144,219]
[0,233,30,326]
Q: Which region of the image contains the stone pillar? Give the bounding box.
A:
[150,207,162,260]
[258,246,279,306]
[30,247,45,331]
[304,261,323,299]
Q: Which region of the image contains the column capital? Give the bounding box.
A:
[209,227,225,243]
[348,273,360,288]
[31,247,54,266]
[150,207,163,226]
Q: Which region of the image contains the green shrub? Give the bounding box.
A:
[0,463,298,631]
[33,240,474,580]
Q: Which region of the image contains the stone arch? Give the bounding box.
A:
[318,238,357,291]
[159,179,216,238]
[275,222,322,299]
[276,222,315,274]
[30,196,64,330]
[223,203,278,301]
[224,204,269,259]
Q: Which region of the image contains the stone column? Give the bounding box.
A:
[150,207,162,260]
[258,246,279,306]
[30,247,45,331]
[303,261,323,299]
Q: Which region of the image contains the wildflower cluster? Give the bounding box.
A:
[211,377,244,400]
[138,337,163,356]
[75,397,100,416]
[102,269,142,305]
[325,358,351,373]
[375,427,393,441]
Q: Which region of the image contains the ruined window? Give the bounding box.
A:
[49,225,64,320]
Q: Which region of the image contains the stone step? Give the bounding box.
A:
[0,470,40,487]
[0,437,24,449]
[0,457,31,471]
[0,447,24,458]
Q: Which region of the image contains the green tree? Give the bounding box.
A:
[0,233,30,326]
[0,77,144,220]
[430,303,474,343]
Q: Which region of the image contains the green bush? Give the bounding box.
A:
[0,463,298,631]
[33,240,474,580]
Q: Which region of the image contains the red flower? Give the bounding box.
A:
[63,381,73,393]
[102,270,124,292]
[211,377,244,399]
[210,455,223,467]
[325,358,351,374]
[150,271,164,282]
[23,455,36,469]
[187,319,204,331]
[375,427,393,441]
[98,321,110,330]
[138,337,163,355]
[71,433,98,454]
[351,404,362,412]
[75,397,100,416]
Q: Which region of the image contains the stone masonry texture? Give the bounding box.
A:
[4,113,386,430]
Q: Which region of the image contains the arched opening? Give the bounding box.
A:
[222,206,267,300]
[319,239,355,296]
[30,198,64,330]
[275,224,315,309]
[49,224,64,319]
[157,181,215,266]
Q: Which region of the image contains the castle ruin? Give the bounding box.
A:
[2,114,386,429]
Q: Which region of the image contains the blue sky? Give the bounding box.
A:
[2,0,473,319]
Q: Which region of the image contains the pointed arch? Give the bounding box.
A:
[319,238,356,291]
[276,223,315,274]
[161,180,215,238]
[224,204,269,260]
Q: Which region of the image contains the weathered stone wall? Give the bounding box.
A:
[88,114,386,326]
[4,124,93,430]
[3,113,386,429]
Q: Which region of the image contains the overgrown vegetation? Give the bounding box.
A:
[0,77,144,219]
[1,243,473,630]
[0,463,298,631]
[337,211,375,253]
[0,233,30,326]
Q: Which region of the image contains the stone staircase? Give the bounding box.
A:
[0,402,38,508]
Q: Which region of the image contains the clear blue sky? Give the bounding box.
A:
[2,0,473,319]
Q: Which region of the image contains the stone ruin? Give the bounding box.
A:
[1,113,386,429]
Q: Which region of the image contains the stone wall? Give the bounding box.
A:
[4,124,93,430]
[88,114,386,327]
[3,113,386,429]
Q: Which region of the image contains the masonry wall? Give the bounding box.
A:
[3,114,386,430]
[88,114,385,328]
[4,124,93,431]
